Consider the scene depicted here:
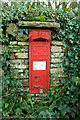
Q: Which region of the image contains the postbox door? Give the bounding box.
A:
[31,60,48,93]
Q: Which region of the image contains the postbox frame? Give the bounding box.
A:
[29,29,51,93]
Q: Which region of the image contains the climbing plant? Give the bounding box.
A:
[1,1,80,119]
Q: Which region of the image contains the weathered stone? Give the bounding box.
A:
[16,35,29,41]
[28,94,35,97]
[0,45,2,54]
[18,21,60,28]
[50,68,64,73]
[20,73,24,78]
[20,73,28,79]
[25,70,29,74]
[10,53,15,60]
[11,64,27,69]
[0,67,3,76]
[51,78,60,81]
[9,41,17,45]
[50,63,63,68]
[15,53,28,58]
[6,23,18,34]
[15,69,23,73]
[25,60,28,64]
[13,48,28,53]
[10,59,25,64]
[0,45,8,54]
[18,42,28,46]
[51,73,67,78]
[51,53,64,58]
[51,46,63,53]
[51,58,63,63]
[46,19,55,22]
[51,41,65,45]
[23,79,29,86]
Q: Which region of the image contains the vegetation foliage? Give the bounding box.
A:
[1,1,80,119]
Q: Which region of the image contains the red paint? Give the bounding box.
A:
[29,29,51,93]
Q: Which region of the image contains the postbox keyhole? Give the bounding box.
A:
[35,76,37,79]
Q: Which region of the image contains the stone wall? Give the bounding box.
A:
[1,22,67,99]
[50,39,66,88]
[8,29,66,95]
[9,37,29,92]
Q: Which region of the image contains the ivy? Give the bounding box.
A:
[1,1,80,119]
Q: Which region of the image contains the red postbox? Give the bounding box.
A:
[29,29,51,93]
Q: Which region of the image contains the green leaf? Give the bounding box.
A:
[66,91,69,95]
[5,103,9,108]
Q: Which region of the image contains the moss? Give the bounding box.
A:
[24,16,49,22]
[16,35,29,41]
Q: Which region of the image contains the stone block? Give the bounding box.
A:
[0,45,8,54]
[25,60,28,64]
[18,42,28,46]
[9,41,17,45]
[51,41,65,46]
[50,68,64,74]
[12,64,27,69]
[0,45,2,54]
[6,23,18,34]
[51,58,63,63]
[10,53,15,60]
[12,46,29,53]
[23,79,29,86]
[50,63,63,68]
[51,73,67,78]
[0,67,3,76]
[13,48,28,53]
[15,53,28,58]
[10,59,25,64]
[51,46,63,53]
[16,35,29,41]
[15,69,23,73]
[18,21,60,28]
[51,53,64,58]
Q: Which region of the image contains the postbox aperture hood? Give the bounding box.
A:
[29,29,51,42]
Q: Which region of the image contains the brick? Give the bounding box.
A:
[15,53,28,58]
[51,46,63,53]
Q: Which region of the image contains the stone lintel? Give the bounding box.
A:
[17,21,60,28]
